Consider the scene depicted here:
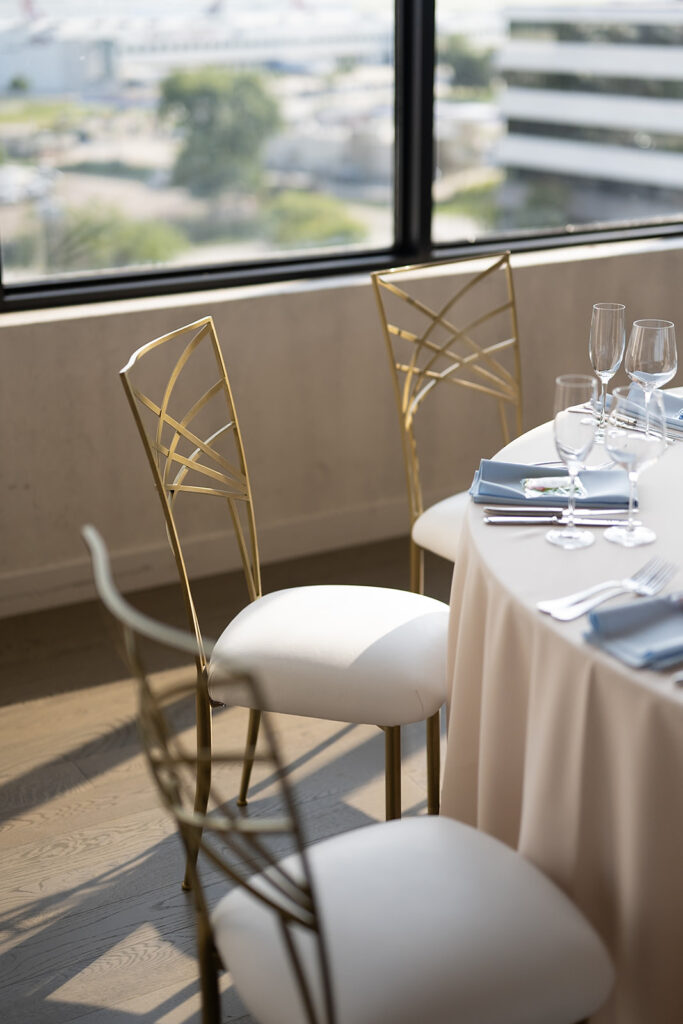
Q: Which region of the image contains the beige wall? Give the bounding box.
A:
[2,237,682,617]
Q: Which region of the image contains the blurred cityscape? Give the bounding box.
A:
[1,1,682,282]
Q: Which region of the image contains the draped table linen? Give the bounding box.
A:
[441,421,683,1024]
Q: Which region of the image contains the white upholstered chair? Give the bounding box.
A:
[120,315,447,876]
[371,251,523,593]
[83,523,615,1024]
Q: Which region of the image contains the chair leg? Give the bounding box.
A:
[409,538,424,595]
[426,710,441,815]
[183,685,213,892]
[237,708,262,807]
[384,725,402,820]
[197,916,222,1024]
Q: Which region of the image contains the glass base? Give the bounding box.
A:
[546,525,595,550]
[604,524,656,547]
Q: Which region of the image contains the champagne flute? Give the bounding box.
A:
[546,374,598,550]
[603,385,667,547]
[589,302,625,442]
[625,318,677,432]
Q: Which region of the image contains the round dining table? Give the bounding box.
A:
[440,419,683,1024]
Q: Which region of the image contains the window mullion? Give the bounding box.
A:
[394,0,435,262]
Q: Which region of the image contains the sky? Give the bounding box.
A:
[0,0,647,16]
[0,0,671,39]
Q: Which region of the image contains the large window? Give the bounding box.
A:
[0,0,394,293]
[1,0,683,310]
[433,0,683,241]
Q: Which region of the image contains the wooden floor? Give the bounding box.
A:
[0,538,451,1023]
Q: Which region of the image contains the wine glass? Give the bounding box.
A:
[603,385,668,547]
[546,374,598,550]
[625,318,677,432]
[589,302,625,442]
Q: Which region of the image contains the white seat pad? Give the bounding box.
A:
[208,585,448,725]
[412,490,469,562]
[212,816,614,1024]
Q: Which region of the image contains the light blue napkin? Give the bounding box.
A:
[469,459,630,508]
[585,594,683,669]
[623,385,683,433]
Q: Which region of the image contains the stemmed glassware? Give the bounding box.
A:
[624,318,677,432]
[546,374,598,550]
[603,385,668,547]
[589,302,625,442]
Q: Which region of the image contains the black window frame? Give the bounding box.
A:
[2,0,683,314]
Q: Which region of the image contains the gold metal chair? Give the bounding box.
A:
[371,251,523,594]
[83,524,614,1024]
[120,315,448,871]
[82,524,334,1024]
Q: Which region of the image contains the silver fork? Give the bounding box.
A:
[538,557,678,621]
[537,557,665,612]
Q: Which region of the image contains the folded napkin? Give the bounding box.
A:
[585,594,683,669]
[622,385,683,433]
[469,459,630,508]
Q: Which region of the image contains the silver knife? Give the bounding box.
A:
[612,415,678,442]
[484,514,641,527]
[482,505,630,516]
[577,401,683,440]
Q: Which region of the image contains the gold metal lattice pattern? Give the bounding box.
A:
[372,251,523,527]
[120,316,262,668]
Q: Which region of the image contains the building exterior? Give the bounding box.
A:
[0,22,117,97]
[495,3,683,226]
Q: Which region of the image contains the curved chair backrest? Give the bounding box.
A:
[120,316,262,673]
[371,251,523,525]
[82,524,335,1024]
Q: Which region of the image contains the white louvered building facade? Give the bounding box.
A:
[495,3,683,223]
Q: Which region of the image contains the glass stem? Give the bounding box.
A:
[566,468,577,529]
[643,390,652,436]
[627,472,638,534]
[599,379,607,429]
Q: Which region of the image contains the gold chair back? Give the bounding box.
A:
[141,669,333,1024]
[82,525,335,1024]
[371,251,523,528]
[120,315,262,674]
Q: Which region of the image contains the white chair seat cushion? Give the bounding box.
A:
[412,490,469,562]
[208,585,448,725]
[212,816,614,1024]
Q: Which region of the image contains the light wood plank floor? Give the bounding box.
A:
[0,539,450,1023]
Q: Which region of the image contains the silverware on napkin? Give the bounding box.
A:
[572,402,681,441]
[613,415,678,443]
[484,514,638,527]
[483,505,629,517]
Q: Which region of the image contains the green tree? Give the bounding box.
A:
[436,179,499,229]
[35,203,186,272]
[336,56,358,74]
[159,68,281,197]
[8,74,29,94]
[264,191,366,247]
[439,35,493,90]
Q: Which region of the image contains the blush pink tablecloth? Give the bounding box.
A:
[440,421,683,1024]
